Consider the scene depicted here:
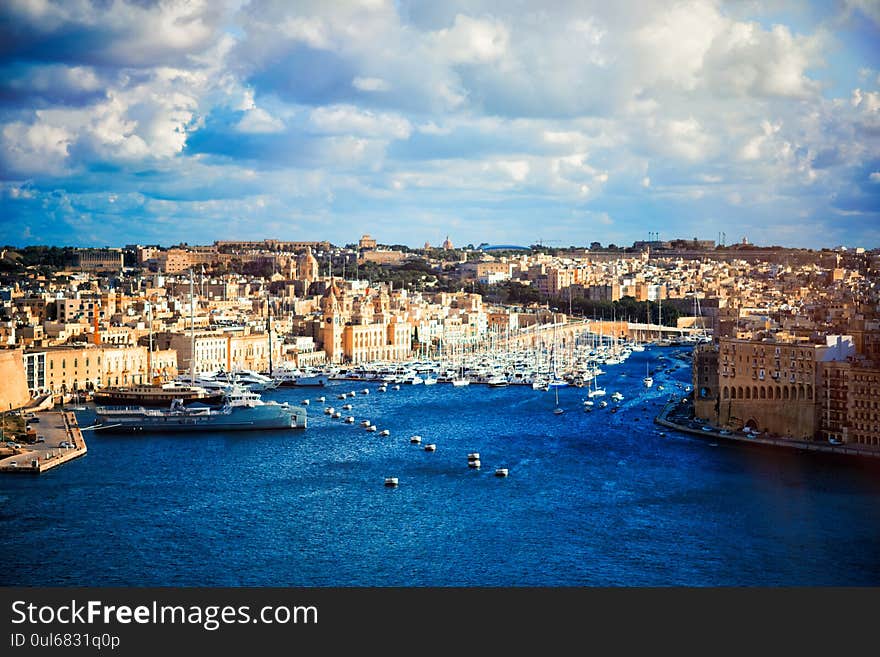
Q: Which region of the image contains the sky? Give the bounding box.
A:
[0,0,878,250]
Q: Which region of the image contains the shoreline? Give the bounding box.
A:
[654,397,880,461]
[0,410,87,474]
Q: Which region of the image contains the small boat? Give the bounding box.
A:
[392,385,401,391]
[302,399,310,405]
[316,396,326,402]
[611,392,624,402]
[337,394,348,400]
[323,407,333,415]
[467,452,480,460]
[378,386,387,392]
[658,431,667,437]
[361,419,371,426]
[451,378,470,387]
[379,429,390,436]
[598,401,608,409]
[345,416,355,423]
[468,459,481,468]
[332,411,341,418]
[423,377,438,386]
[342,404,352,410]
[494,468,509,477]
[424,444,436,452]
[366,425,377,432]
[410,435,422,444]
[384,477,399,487]
[553,407,565,415]
[349,391,357,397]
[362,389,370,395]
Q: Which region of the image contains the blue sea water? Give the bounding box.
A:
[2,347,879,587]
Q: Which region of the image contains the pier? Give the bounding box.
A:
[0,410,88,474]
[654,396,880,461]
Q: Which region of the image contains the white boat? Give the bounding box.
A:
[342,404,352,410]
[410,435,422,444]
[451,378,470,387]
[487,376,509,387]
[384,477,398,487]
[424,444,436,452]
[422,377,437,386]
[494,468,509,477]
[333,411,341,418]
[302,399,310,405]
[643,361,653,388]
[362,388,370,395]
[611,392,624,402]
[392,385,401,391]
[366,425,377,432]
[468,459,481,468]
[553,386,564,414]
[316,396,326,402]
[379,429,390,436]
[467,452,480,460]
[598,400,608,408]
[378,386,388,392]
[361,419,371,426]
[345,416,354,423]
[337,393,348,400]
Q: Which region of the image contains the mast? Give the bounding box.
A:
[267,295,273,376]
[189,268,195,386]
[147,300,153,383]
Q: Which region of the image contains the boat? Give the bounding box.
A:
[316,396,326,402]
[598,400,608,409]
[451,378,470,387]
[410,435,422,444]
[92,382,225,408]
[467,452,480,460]
[422,377,437,386]
[468,459,481,468]
[424,444,436,452]
[378,385,388,392]
[643,360,653,388]
[95,397,307,432]
[384,477,399,487]
[611,391,624,402]
[494,468,509,477]
[487,376,509,387]
[361,420,371,426]
[345,416,354,423]
[379,429,390,436]
[392,385,401,391]
[342,404,353,410]
[366,425,377,432]
[332,411,341,418]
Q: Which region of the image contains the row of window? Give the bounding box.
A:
[721,384,813,401]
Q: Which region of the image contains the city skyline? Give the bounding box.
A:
[1,1,879,249]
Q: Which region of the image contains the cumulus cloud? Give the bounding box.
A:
[0,0,877,248]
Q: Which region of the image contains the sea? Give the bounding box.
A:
[2,346,879,587]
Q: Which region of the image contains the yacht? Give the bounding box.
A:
[95,396,307,432]
[487,376,509,387]
[92,381,225,407]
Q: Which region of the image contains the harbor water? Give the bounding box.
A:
[2,347,879,586]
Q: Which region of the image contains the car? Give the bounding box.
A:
[35,436,45,443]
[28,416,39,423]
[6,441,21,449]
[59,441,72,448]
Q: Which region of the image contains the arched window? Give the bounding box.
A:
[723,387,729,399]
[760,387,766,399]
[746,387,751,399]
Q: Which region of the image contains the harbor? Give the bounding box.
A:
[3,344,879,586]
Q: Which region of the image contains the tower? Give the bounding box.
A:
[320,282,344,363]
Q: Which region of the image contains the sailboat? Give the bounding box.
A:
[643,359,654,388]
[451,339,470,386]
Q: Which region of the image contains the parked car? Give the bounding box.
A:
[35,436,45,443]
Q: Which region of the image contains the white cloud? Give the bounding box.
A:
[352,77,391,92]
[869,172,880,183]
[1,120,72,174]
[431,14,509,64]
[309,105,412,139]
[236,108,285,134]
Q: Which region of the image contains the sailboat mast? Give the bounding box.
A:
[189,268,195,386]
[267,295,273,376]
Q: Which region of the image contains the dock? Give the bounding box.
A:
[654,397,880,461]
[0,410,87,474]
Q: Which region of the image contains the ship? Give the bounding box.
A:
[92,382,226,407]
[94,393,307,432]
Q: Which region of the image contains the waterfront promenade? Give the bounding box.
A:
[655,397,880,461]
[0,410,87,474]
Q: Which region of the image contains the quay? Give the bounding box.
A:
[0,410,87,474]
[655,396,880,461]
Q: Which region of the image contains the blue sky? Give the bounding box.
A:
[0,0,878,249]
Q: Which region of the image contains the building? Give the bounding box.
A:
[442,236,454,250]
[358,234,377,251]
[819,361,880,448]
[694,335,855,440]
[0,348,31,410]
[73,248,124,272]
